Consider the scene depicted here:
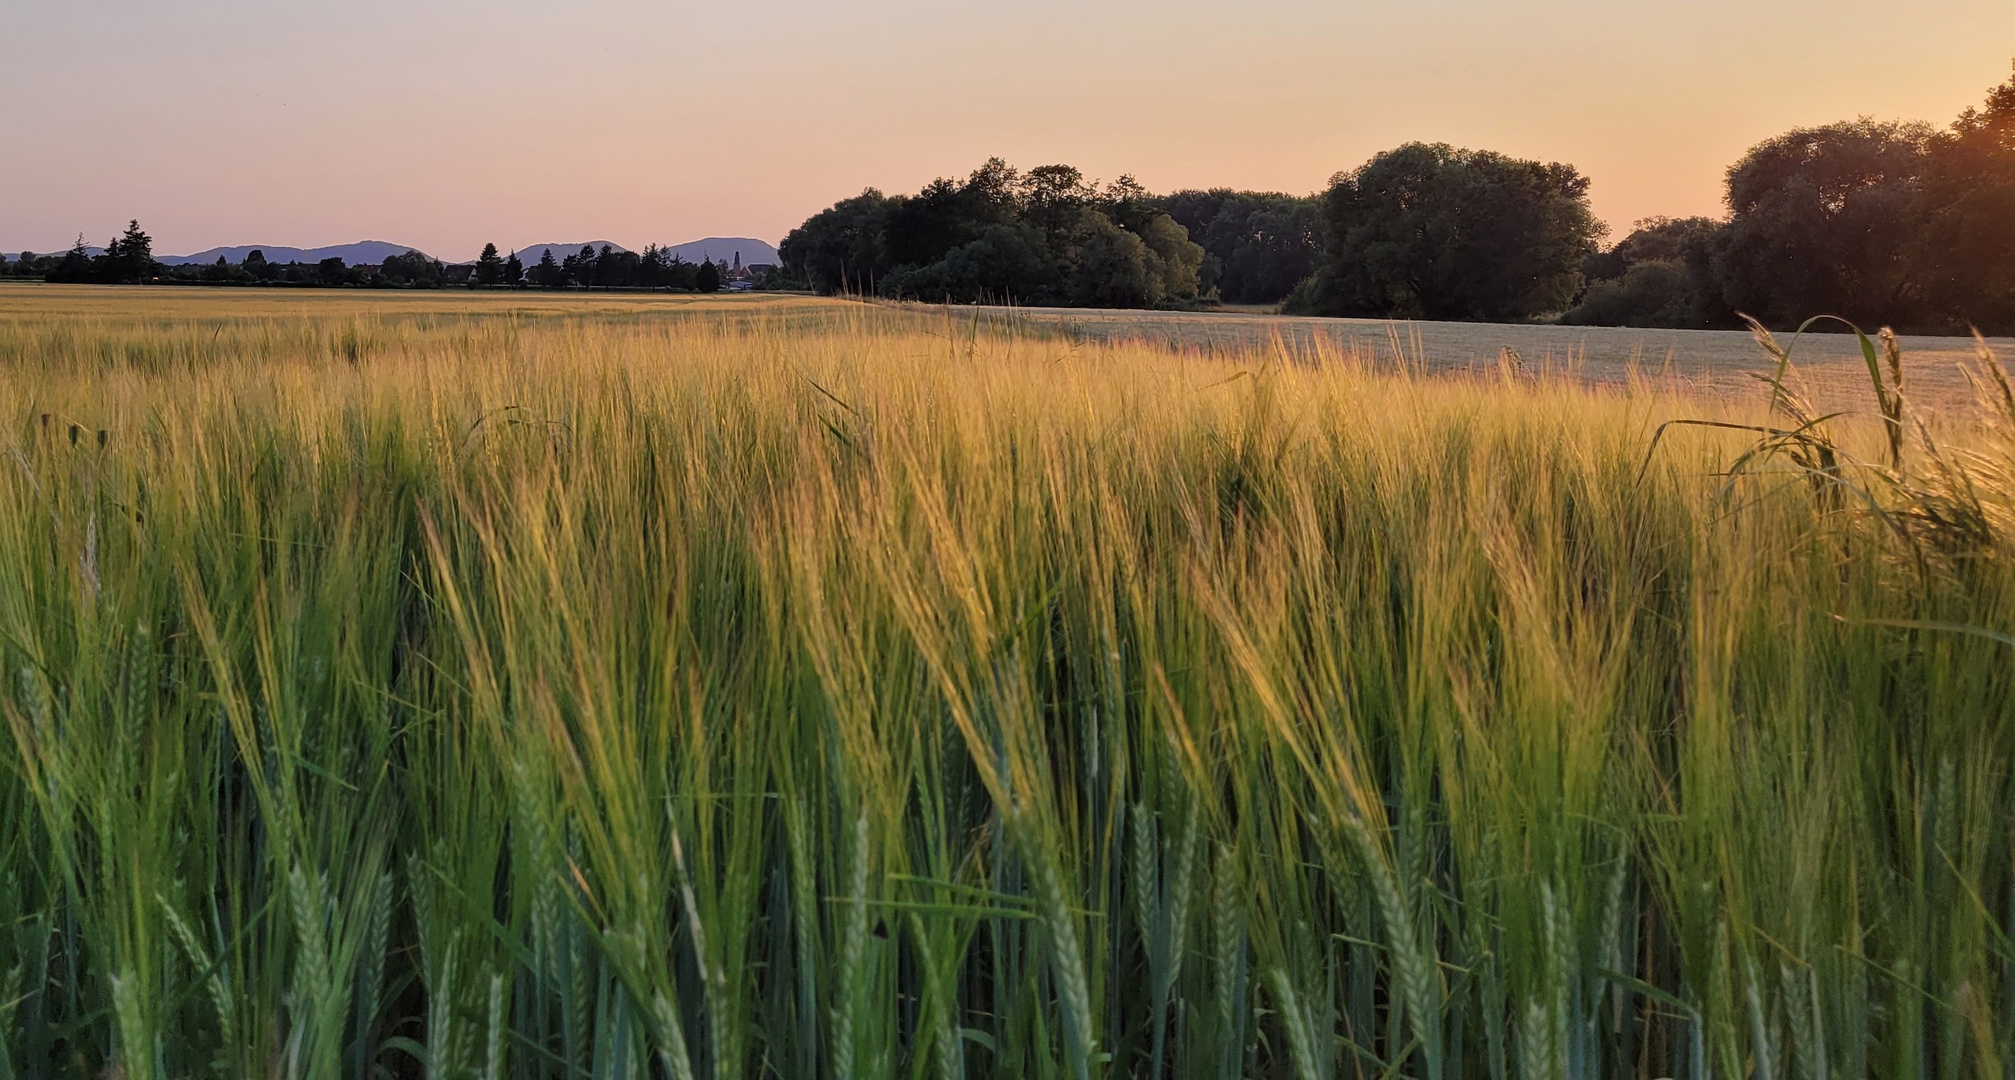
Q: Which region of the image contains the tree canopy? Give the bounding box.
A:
[1566,60,2015,333]
[1713,119,1934,328]
[1915,60,2015,330]
[1561,217,1729,329]
[1287,143,1604,321]
[780,159,1207,308]
[1158,189,1321,305]
[475,243,505,286]
[24,57,2015,329]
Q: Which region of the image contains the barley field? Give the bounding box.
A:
[964,304,2015,412]
[2,284,2013,1080]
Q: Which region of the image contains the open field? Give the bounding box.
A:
[2,285,2014,1079]
[961,302,2015,413]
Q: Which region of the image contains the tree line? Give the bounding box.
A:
[479,244,740,291]
[3,234,756,293]
[13,59,2010,330]
[779,164,1328,309]
[781,162,1200,308]
[781,59,2015,331]
[1563,63,2015,333]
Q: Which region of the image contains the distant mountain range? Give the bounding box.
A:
[662,237,779,267]
[506,238,779,267]
[5,237,783,268]
[3,241,418,265]
[502,241,629,265]
[2,246,105,260]
[159,241,425,267]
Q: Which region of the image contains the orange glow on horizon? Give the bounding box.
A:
[3,2,2011,260]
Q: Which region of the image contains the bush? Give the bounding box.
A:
[1560,260,1714,327]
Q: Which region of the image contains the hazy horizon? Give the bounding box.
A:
[4,2,2012,257]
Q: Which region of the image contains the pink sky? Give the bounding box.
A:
[3,2,2011,261]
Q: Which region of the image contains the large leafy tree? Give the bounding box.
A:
[379,250,443,287]
[1290,143,1603,321]
[883,158,1020,269]
[1565,58,2015,332]
[1916,61,2015,330]
[1711,119,1933,328]
[779,189,893,295]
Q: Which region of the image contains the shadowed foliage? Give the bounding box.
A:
[1286,142,1605,322]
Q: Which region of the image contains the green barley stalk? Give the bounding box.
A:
[907,910,965,1080]
[158,893,235,1049]
[670,828,738,1080]
[1744,956,1777,1080]
[484,972,506,1080]
[354,871,393,1080]
[1211,846,1249,1080]
[1340,813,1444,1080]
[1268,968,1327,1080]
[831,811,869,1080]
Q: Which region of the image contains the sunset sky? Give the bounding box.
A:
[4,2,2012,262]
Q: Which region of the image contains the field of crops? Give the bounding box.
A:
[965,304,2015,412]
[2,284,2013,1080]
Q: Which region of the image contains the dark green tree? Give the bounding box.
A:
[638,244,666,287]
[1159,189,1322,304]
[533,248,562,288]
[663,254,699,290]
[560,245,597,287]
[1579,216,1722,283]
[1916,60,2015,331]
[881,224,1048,303]
[475,243,504,286]
[1289,143,1603,321]
[1060,213,1157,307]
[1018,163,1096,247]
[200,255,245,285]
[103,220,157,284]
[780,189,894,294]
[46,235,96,283]
[504,250,523,286]
[1712,119,1933,329]
[1563,217,1732,328]
[317,257,349,286]
[884,159,1021,269]
[592,245,629,288]
[785,159,1206,307]
[695,258,721,293]
[378,249,444,287]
